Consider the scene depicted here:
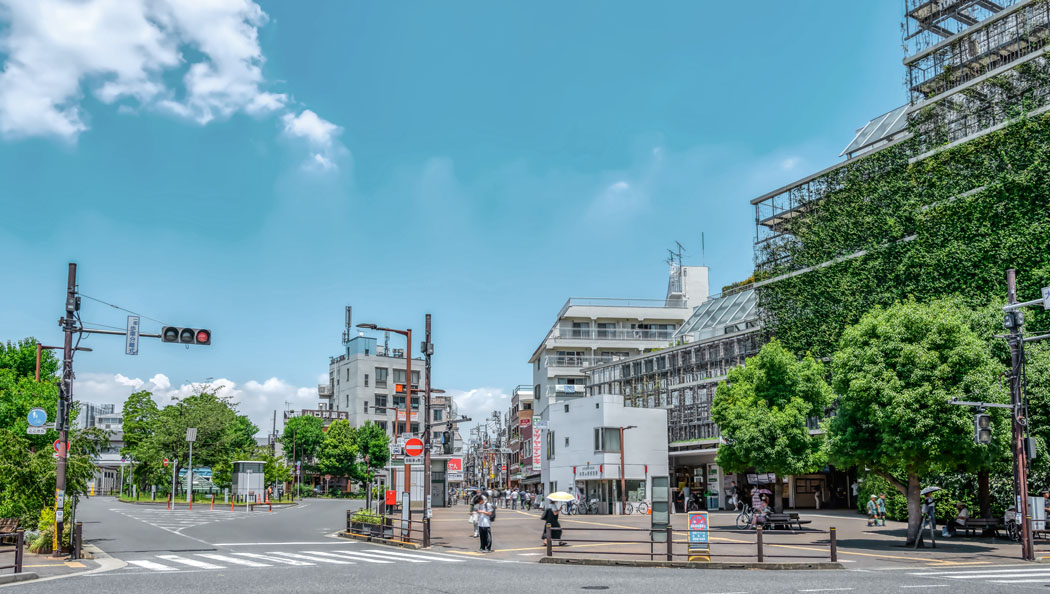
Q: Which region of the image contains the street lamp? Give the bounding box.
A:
[357,323,414,497]
[619,425,637,515]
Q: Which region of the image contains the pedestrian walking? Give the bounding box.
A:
[866,495,878,526]
[469,495,480,538]
[504,489,511,509]
[511,488,519,510]
[814,487,823,510]
[876,494,887,527]
[475,494,493,553]
[541,504,566,547]
[728,480,739,510]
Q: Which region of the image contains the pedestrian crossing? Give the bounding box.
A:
[121,547,465,573]
[111,507,257,533]
[911,565,1050,585]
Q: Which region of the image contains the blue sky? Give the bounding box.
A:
[0,1,906,432]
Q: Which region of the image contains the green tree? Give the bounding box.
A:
[712,339,833,512]
[317,419,358,481]
[827,300,1007,545]
[0,338,58,380]
[262,452,292,487]
[121,390,159,456]
[351,420,390,487]
[280,415,325,467]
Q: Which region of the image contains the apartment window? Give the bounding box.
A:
[345,395,349,408]
[364,401,369,413]
[434,409,443,421]
[394,395,406,409]
[597,322,616,339]
[411,371,420,388]
[546,430,556,459]
[394,369,406,384]
[376,421,387,432]
[411,396,420,410]
[564,436,569,447]
[410,423,419,434]
[375,368,388,387]
[593,427,622,453]
[364,373,369,387]
[571,321,590,338]
[374,394,388,408]
[523,402,532,410]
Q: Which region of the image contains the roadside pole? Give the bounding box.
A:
[170,458,178,511]
[186,429,197,510]
[422,314,433,547]
[52,262,76,557]
[1006,270,1034,561]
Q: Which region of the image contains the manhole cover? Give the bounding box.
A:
[582,587,609,591]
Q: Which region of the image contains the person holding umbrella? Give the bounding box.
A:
[541,503,566,547]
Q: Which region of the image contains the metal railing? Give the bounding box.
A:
[545,355,620,368]
[346,510,427,546]
[543,524,837,563]
[558,298,690,318]
[554,327,676,341]
[0,530,24,574]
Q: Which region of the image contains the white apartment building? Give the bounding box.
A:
[545,393,668,513]
[529,263,708,491]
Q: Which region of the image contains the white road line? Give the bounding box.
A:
[128,560,178,572]
[305,550,394,564]
[211,541,359,546]
[798,590,853,593]
[196,554,270,567]
[233,552,314,566]
[362,549,465,562]
[912,567,1050,576]
[266,552,354,564]
[933,572,1050,580]
[330,550,426,563]
[156,555,224,569]
[991,579,1050,583]
[899,586,948,589]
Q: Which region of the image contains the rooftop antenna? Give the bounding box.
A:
[342,305,352,356]
[701,232,705,267]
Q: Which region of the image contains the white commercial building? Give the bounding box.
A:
[529,261,708,494]
[545,393,668,513]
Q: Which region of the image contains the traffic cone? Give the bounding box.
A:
[648,506,652,515]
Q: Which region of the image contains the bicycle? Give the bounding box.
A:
[622,501,650,515]
[735,503,755,530]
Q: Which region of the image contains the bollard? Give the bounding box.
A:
[15,530,23,573]
[830,526,837,562]
[545,524,552,557]
[231,497,235,512]
[756,526,764,563]
[269,501,272,513]
[74,522,82,560]
[666,525,672,561]
[210,495,214,511]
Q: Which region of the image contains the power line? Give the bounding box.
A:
[79,293,169,326]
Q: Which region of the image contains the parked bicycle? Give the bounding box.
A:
[622,501,650,515]
[735,503,755,530]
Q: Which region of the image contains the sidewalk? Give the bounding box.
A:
[426,504,1031,569]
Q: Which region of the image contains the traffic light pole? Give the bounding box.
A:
[53,263,77,557]
[1006,270,1034,562]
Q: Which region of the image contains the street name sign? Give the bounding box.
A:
[126,315,140,355]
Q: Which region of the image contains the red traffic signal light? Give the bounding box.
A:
[161,326,212,345]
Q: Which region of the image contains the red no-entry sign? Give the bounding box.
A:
[404,438,424,457]
[53,439,66,456]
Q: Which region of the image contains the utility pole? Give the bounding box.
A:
[422,313,434,547]
[1006,269,1034,561]
[53,263,77,556]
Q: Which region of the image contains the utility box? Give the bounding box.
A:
[651,475,670,542]
[232,461,265,498]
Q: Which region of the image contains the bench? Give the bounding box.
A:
[960,518,1001,537]
[0,519,19,545]
[765,512,813,531]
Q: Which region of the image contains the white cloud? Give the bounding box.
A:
[0,0,339,168]
[281,109,345,172]
[587,178,647,219]
[780,156,802,171]
[447,386,511,440]
[74,372,318,435]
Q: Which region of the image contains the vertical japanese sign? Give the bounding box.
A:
[126,315,140,355]
[532,425,542,466]
[688,510,710,561]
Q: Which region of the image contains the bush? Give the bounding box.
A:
[349,509,382,525]
[28,507,70,553]
[855,470,1003,523]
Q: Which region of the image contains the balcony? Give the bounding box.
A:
[552,327,676,342]
[544,354,620,368]
[318,384,333,398]
[544,384,586,398]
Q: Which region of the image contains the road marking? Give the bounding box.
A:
[362,549,465,562]
[331,549,426,563]
[156,555,224,569]
[798,590,853,593]
[912,568,1050,576]
[310,550,395,564]
[233,552,314,566]
[899,586,948,589]
[991,578,1050,583]
[128,560,178,571]
[266,552,354,564]
[196,554,270,567]
[211,541,359,546]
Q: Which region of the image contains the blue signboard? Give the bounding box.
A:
[688,511,710,553]
[27,407,47,427]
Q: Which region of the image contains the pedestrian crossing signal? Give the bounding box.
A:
[974,413,992,445]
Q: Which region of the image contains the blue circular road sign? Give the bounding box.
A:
[27,408,47,427]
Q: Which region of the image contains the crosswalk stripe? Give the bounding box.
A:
[329,550,425,563]
[233,552,314,566]
[156,555,224,569]
[913,567,1050,576]
[128,560,178,571]
[362,549,464,562]
[304,550,394,564]
[197,554,270,567]
[266,552,354,565]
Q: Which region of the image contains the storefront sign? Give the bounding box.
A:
[532,425,542,466]
[519,418,531,428]
[577,464,600,479]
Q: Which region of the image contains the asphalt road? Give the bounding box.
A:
[5,497,1050,593]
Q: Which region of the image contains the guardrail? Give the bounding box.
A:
[346,511,427,546]
[543,524,837,562]
[0,530,24,574]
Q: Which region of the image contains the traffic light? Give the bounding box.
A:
[974,413,992,445]
[161,326,211,345]
[442,431,452,454]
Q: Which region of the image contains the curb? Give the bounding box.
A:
[337,531,422,550]
[538,558,843,570]
[0,573,38,586]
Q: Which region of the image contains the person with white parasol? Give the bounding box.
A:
[544,492,574,546]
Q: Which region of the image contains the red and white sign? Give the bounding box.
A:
[532,425,542,466]
[53,439,66,457]
[447,458,462,472]
[404,438,424,457]
[519,418,531,428]
[163,458,169,467]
